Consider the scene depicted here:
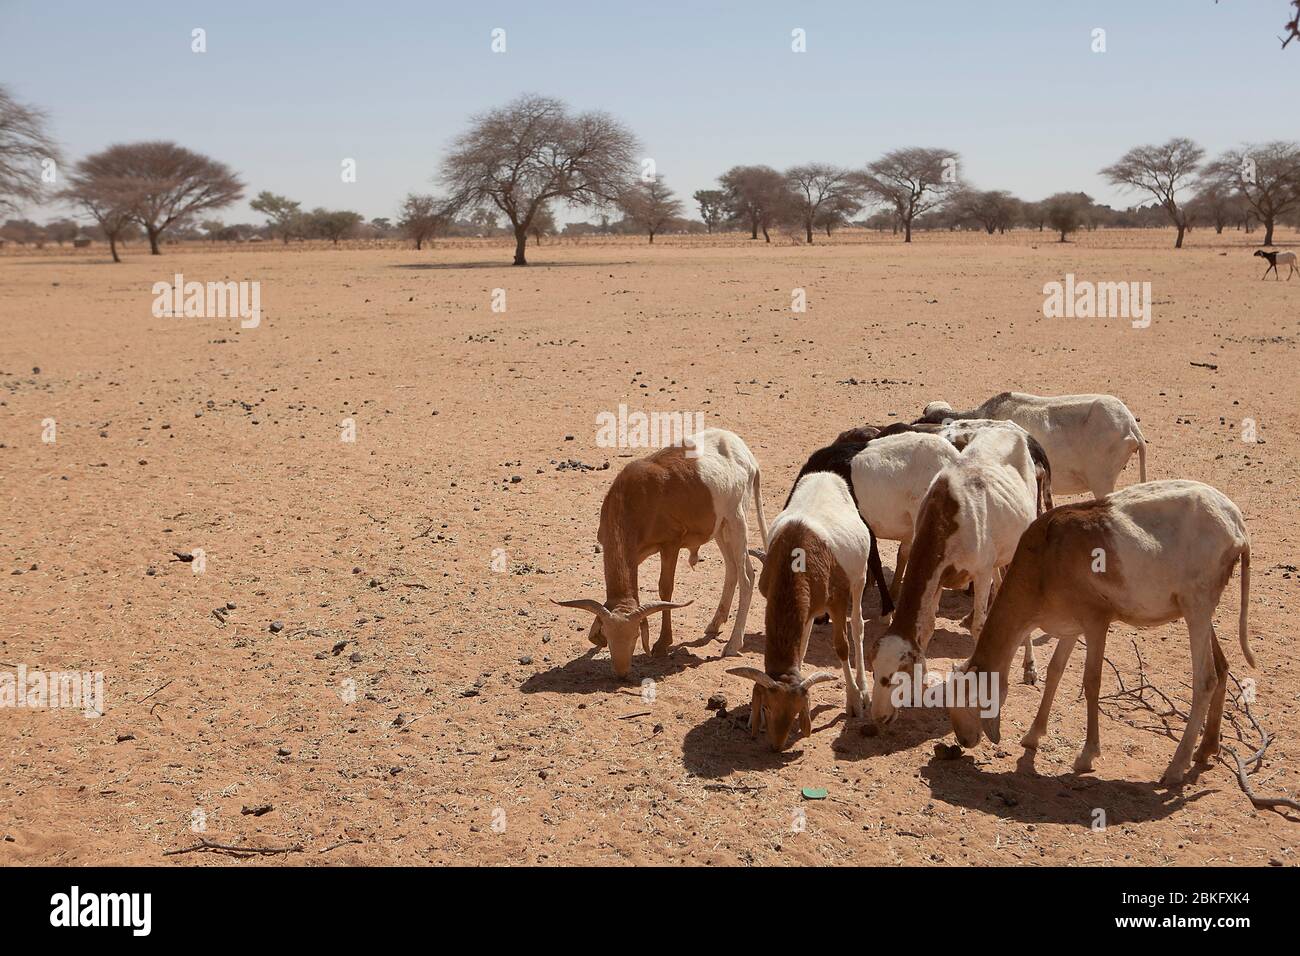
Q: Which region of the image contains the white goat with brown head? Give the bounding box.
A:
[555,428,768,678]
[731,471,873,749]
[871,428,1039,725]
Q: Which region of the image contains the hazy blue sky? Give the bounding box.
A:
[2,0,1296,225]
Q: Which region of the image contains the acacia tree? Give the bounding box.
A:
[0,86,61,216]
[862,147,961,242]
[814,193,861,236]
[397,192,447,250]
[307,208,362,245]
[440,94,639,266]
[693,189,727,233]
[58,154,140,262]
[1043,192,1091,242]
[719,165,792,242]
[74,142,243,254]
[1202,142,1300,247]
[1185,184,1242,234]
[528,203,557,245]
[250,191,302,244]
[618,177,682,242]
[1100,138,1203,248]
[784,164,861,243]
[952,189,1021,234]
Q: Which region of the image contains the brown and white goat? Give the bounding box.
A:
[554,428,768,678]
[731,471,873,749]
[916,391,1145,498]
[871,429,1039,725]
[947,479,1254,784]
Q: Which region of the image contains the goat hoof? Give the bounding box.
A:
[1020,732,1041,751]
[1072,750,1098,773]
[1022,667,1039,686]
[720,644,742,659]
[651,638,672,657]
[1159,765,1188,786]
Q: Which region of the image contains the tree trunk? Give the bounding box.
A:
[1174,223,1186,248]
[415,238,423,251]
[1059,230,1068,242]
[109,233,121,263]
[903,219,912,243]
[648,231,654,244]
[750,219,758,240]
[1263,217,1275,247]
[513,226,528,265]
[762,226,771,243]
[805,223,814,244]
[147,228,161,255]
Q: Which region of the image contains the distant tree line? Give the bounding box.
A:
[2,86,1299,263]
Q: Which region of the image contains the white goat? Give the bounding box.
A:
[871,429,1039,724]
[554,428,768,677]
[851,432,961,601]
[948,479,1254,785]
[917,391,1146,498]
[732,471,872,749]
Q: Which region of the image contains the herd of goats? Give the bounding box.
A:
[553,392,1256,786]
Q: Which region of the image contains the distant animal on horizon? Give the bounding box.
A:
[1254,249,1297,280]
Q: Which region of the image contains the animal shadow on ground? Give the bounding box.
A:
[520,635,724,695]
[680,703,845,777]
[919,755,1209,827]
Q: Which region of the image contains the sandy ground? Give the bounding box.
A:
[0,227,1297,866]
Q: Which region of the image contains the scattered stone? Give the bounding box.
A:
[269,621,284,633]
[240,804,274,816]
[115,734,135,743]
[706,692,728,714]
[933,742,962,760]
[518,655,533,665]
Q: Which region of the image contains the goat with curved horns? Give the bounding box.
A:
[554,428,768,678]
[733,471,875,749]
[947,479,1254,785]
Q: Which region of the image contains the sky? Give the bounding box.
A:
[2,0,1297,226]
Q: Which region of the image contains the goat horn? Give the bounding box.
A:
[630,600,692,622]
[726,666,780,691]
[799,672,836,692]
[747,547,767,564]
[551,598,612,621]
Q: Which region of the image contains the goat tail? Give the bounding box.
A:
[1239,544,1256,668]
[1130,425,1148,483]
[752,467,770,548]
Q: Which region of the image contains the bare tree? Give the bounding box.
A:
[0,86,61,216]
[440,94,639,266]
[1185,183,1243,234]
[1284,0,1300,47]
[784,164,861,243]
[251,191,302,244]
[528,203,558,245]
[720,165,793,242]
[814,193,861,236]
[45,217,79,245]
[1043,192,1092,242]
[397,193,447,250]
[862,147,961,242]
[618,177,683,243]
[1100,138,1203,248]
[1202,142,1300,247]
[693,189,727,233]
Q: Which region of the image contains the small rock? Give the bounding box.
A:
[518,655,533,665]
[269,621,284,633]
[706,692,728,714]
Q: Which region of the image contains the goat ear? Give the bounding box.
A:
[631,600,692,622]
[552,598,611,622]
[727,666,780,691]
[747,547,767,565]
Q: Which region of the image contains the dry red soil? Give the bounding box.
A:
[1,228,1297,865]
